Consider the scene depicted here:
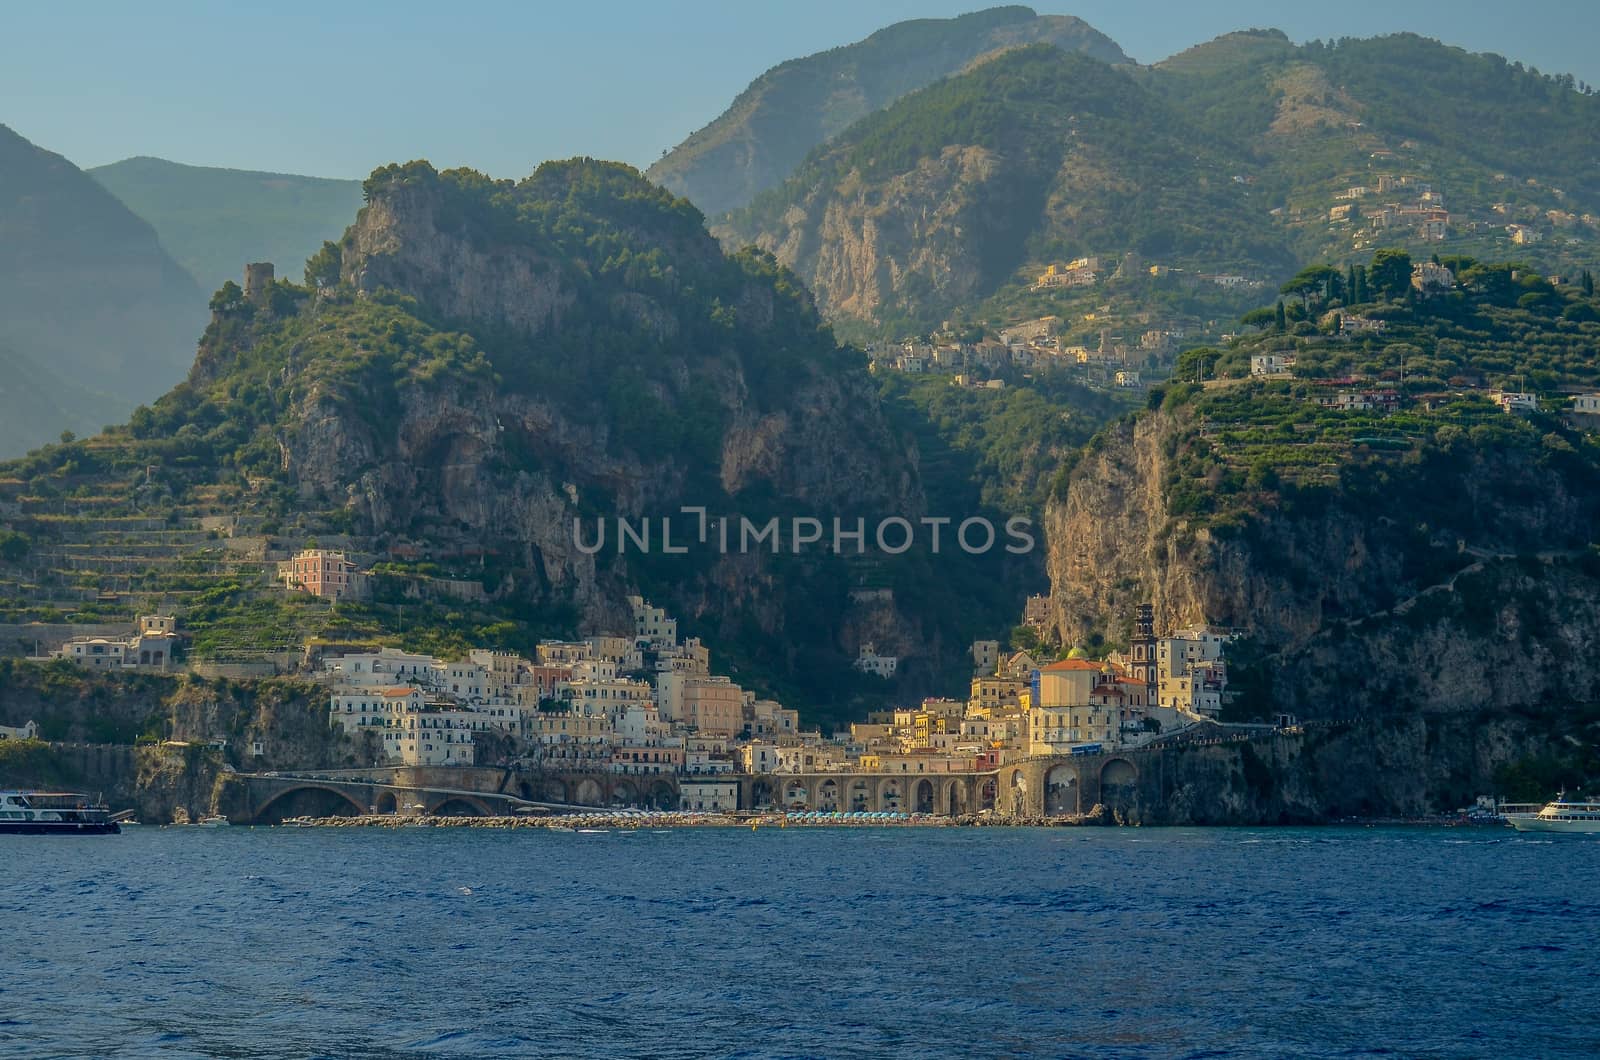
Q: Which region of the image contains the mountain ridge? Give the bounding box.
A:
[646,5,1128,216]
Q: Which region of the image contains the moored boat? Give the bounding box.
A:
[1505,794,1600,834]
[0,791,121,835]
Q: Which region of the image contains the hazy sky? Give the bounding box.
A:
[4,1,1596,180]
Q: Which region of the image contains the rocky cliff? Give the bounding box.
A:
[1044,400,1600,720]
[647,6,1127,216]
[1119,708,1595,825]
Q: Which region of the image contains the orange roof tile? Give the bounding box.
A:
[1041,659,1104,672]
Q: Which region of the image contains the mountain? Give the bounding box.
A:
[0,158,1034,720]
[0,341,125,455]
[1043,253,1600,737]
[717,44,1291,337]
[719,32,1600,341]
[90,156,363,290]
[645,5,1127,217]
[0,125,206,456]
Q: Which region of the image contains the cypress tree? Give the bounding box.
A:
[1584,269,1595,298]
[1275,300,1288,332]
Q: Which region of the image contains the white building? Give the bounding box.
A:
[854,643,899,679]
[628,595,678,648]
[328,687,476,766]
[0,720,39,741]
[1490,390,1539,414]
[680,779,739,812]
[1251,354,1295,377]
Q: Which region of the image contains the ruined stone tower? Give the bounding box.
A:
[243,262,275,306]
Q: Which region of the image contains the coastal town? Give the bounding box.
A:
[31,574,1238,814]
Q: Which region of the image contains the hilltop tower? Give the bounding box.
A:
[243,262,275,306]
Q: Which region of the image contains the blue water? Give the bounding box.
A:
[2,827,1597,1059]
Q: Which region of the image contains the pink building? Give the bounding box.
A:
[281,549,363,601]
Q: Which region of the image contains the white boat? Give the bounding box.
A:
[0,790,120,835]
[196,815,230,828]
[1505,794,1600,834]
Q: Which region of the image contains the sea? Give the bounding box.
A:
[2,826,1596,1059]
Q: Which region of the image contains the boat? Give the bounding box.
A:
[1505,793,1600,834]
[196,815,230,827]
[0,791,121,835]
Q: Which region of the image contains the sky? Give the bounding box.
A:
[3,1,1597,180]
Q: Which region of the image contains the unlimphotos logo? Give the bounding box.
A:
[574,507,1034,556]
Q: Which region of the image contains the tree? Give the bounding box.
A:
[208,281,247,313]
[58,430,75,445]
[1583,269,1595,297]
[1239,306,1277,330]
[1176,346,1221,381]
[1274,300,1288,332]
[1369,248,1413,301]
[1280,264,1339,309]
[304,241,343,289]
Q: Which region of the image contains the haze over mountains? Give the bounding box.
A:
[89,157,362,291]
[0,125,204,456]
[4,7,1600,454]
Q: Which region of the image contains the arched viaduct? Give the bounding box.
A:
[225,751,1155,823]
[740,752,1148,818]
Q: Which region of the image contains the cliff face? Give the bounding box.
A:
[647,7,1127,216]
[1044,405,1600,719]
[733,145,1029,326]
[1124,710,1586,825]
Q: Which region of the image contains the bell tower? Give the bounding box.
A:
[1130,603,1156,695]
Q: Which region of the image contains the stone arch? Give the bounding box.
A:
[817,779,839,812]
[913,779,935,814]
[783,780,809,810]
[878,778,904,813]
[647,780,677,810]
[376,791,399,815]
[1045,764,1079,816]
[433,797,487,817]
[945,780,968,816]
[574,778,603,806]
[254,785,366,824]
[611,779,638,807]
[979,777,997,812]
[541,778,569,803]
[847,779,872,812]
[517,781,535,801]
[1100,758,1138,789]
[750,779,775,810]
